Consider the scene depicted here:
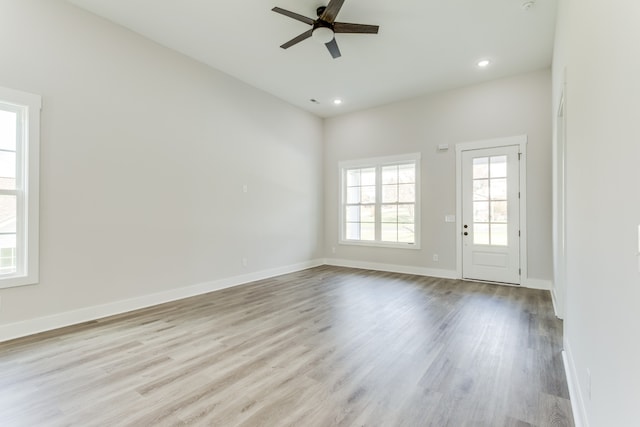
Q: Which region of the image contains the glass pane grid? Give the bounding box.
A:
[0,234,16,275]
[472,156,508,246]
[343,161,416,245]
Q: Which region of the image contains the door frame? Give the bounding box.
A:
[455,135,528,284]
[552,88,567,318]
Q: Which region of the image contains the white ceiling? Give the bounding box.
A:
[65,0,558,118]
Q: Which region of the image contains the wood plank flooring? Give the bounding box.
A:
[0,266,574,426]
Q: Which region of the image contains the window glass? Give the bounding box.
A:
[341,155,419,248]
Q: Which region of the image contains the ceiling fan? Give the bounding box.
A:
[272,0,379,59]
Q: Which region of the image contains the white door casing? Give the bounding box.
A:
[455,136,527,285]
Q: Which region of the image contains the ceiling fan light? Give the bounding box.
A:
[312,27,334,44]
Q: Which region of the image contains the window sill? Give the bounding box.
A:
[339,240,421,250]
[0,274,39,289]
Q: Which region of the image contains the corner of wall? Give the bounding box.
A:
[562,341,590,427]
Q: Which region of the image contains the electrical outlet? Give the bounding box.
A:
[586,368,592,400]
[241,258,248,267]
[432,254,439,262]
[331,247,336,254]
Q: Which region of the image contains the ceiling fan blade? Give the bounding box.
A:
[320,0,345,23]
[272,7,315,25]
[280,29,313,49]
[325,38,342,58]
[333,22,379,34]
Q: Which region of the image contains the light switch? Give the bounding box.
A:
[445,215,456,223]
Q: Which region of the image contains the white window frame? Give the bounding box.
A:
[339,153,421,249]
[0,86,41,289]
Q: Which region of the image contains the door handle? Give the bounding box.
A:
[463,232,468,236]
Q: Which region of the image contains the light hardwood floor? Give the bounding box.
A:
[0,266,574,426]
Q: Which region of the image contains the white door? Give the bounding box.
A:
[461,146,521,284]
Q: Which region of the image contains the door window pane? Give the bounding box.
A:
[471,155,511,247]
[473,201,489,223]
[474,223,490,245]
[473,179,489,201]
[491,224,508,246]
[490,178,507,200]
[473,157,489,179]
[490,156,507,178]
[490,201,508,222]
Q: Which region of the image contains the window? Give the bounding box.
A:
[0,87,40,288]
[340,153,420,248]
[472,155,508,246]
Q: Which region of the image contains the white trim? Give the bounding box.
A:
[552,84,567,319]
[455,135,528,285]
[325,258,458,280]
[521,278,552,291]
[0,86,41,289]
[550,287,563,318]
[338,152,422,169]
[338,153,421,250]
[0,259,323,343]
[0,260,556,343]
[563,343,589,427]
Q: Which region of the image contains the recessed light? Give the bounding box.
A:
[333,99,343,105]
[477,59,491,68]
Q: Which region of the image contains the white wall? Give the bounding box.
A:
[324,69,553,283]
[553,1,640,426]
[0,0,323,333]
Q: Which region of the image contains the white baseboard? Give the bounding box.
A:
[563,342,589,427]
[0,259,555,343]
[0,259,324,343]
[522,277,552,290]
[324,258,458,280]
[550,287,564,319]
